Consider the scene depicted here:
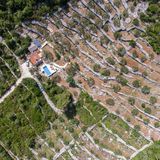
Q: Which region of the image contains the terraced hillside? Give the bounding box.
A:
[0,0,160,159]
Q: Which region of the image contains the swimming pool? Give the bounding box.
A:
[43,66,52,77]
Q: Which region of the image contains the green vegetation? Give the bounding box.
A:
[149,96,157,105]
[132,80,141,88]
[87,77,95,87]
[144,107,152,114]
[114,31,122,40]
[116,75,128,86]
[128,97,135,106]
[106,98,115,106]
[0,0,69,36]
[66,62,80,76]
[0,59,17,96]
[42,79,72,109]
[131,109,139,116]
[141,86,150,95]
[0,78,57,158]
[132,18,139,26]
[0,146,12,160]
[67,75,76,87]
[121,66,129,74]
[93,64,101,72]
[0,44,21,77]
[104,113,149,149]
[112,84,121,93]
[140,2,160,54]
[132,141,160,160]
[117,47,126,57]
[76,92,108,126]
[129,40,136,48]
[106,57,115,65]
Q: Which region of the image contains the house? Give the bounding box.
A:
[28,50,42,66]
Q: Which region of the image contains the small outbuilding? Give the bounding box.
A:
[33,39,41,48]
[28,43,38,53]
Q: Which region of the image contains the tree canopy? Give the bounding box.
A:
[0,0,69,36]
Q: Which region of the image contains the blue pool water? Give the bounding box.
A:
[43,66,52,76]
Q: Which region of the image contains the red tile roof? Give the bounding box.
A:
[28,50,42,65]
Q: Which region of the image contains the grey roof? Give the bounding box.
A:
[28,43,38,53]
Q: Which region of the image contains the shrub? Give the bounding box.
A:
[154,122,160,128]
[129,40,136,48]
[103,24,109,32]
[144,107,152,114]
[128,97,135,105]
[113,84,121,93]
[100,36,110,45]
[121,66,129,74]
[87,78,95,87]
[106,98,115,106]
[141,86,150,94]
[93,64,101,72]
[149,96,157,105]
[101,69,110,77]
[106,57,115,65]
[132,51,138,58]
[132,80,141,88]
[143,118,149,125]
[133,18,139,26]
[117,47,126,57]
[131,109,139,116]
[114,0,121,7]
[141,103,146,108]
[132,66,139,72]
[134,125,140,131]
[116,75,128,86]
[141,56,147,63]
[114,31,122,40]
[120,58,127,66]
[67,75,76,87]
[142,71,148,77]
[123,9,128,18]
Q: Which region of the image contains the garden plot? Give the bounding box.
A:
[78,133,122,160]
[103,113,149,149]
[76,92,108,127]
[68,143,95,160]
[59,151,73,160]
[88,123,135,158]
[34,138,56,160]
[0,59,16,96]
[42,79,72,109]
[1,45,20,77]
[28,23,50,38]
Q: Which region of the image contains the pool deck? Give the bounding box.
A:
[41,64,57,77]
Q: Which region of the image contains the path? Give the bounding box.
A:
[0,61,62,115]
